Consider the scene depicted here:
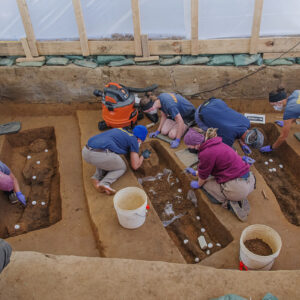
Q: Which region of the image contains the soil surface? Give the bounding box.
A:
[0,127,61,238]
[251,123,300,226]
[137,141,232,263]
[244,238,273,256]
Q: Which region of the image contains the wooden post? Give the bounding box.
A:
[16,38,45,62]
[16,0,38,56]
[191,0,199,55]
[131,0,142,56]
[134,35,159,62]
[72,0,90,56]
[249,0,264,54]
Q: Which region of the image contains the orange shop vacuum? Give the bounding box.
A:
[93,82,158,130]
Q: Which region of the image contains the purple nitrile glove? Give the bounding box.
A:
[242,156,256,165]
[242,144,252,155]
[149,130,160,138]
[190,180,200,189]
[16,191,26,206]
[275,120,284,127]
[170,138,180,149]
[185,167,197,176]
[260,145,273,153]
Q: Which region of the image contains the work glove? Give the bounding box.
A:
[242,156,256,165]
[260,145,273,153]
[170,138,180,149]
[142,149,151,159]
[242,144,252,155]
[16,191,26,206]
[185,167,197,176]
[149,130,160,138]
[190,180,200,189]
[275,120,284,127]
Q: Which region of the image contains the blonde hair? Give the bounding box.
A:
[205,128,218,141]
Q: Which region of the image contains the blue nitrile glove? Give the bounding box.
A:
[260,145,273,153]
[16,192,26,206]
[242,144,252,155]
[275,120,284,127]
[242,156,256,165]
[185,167,197,176]
[149,130,160,138]
[142,149,151,159]
[171,138,180,149]
[190,180,200,189]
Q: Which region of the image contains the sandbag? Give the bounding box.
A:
[296,57,300,64]
[207,54,234,66]
[65,55,84,60]
[0,57,16,66]
[73,59,98,68]
[180,55,210,65]
[159,56,181,66]
[108,58,135,67]
[234,54,263,66]
[263,58,294,66]
[46,57,69,66]
[136,60,159,66]
[97,55,126,65]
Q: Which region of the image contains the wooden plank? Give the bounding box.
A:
[191,0,199,55]
[20,38,32,58]
[131,0,142,56]
[16,0,38,56]
[16,56,45,63]
[263,52,300,59]
[0,37,299,56]
[72,0,90,56]
[249,0,264,54]
[141,34,150,57]
[134,56,159,62]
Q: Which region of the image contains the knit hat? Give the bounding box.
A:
[184,128,205,146]
[244,128,264,149]
[269,89,287,103]
[133,125,148,141]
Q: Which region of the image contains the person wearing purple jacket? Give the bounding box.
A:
[184,128,256,222]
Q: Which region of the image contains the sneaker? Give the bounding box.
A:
[97,184,116,195]
[8,191,18,204]
[241,198,250,215]
[228,200,249,222]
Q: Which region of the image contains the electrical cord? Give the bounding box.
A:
[188,39,300,98]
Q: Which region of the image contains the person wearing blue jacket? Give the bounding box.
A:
[260,88,300,152]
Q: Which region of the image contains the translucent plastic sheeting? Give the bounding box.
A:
[0,0,299,41]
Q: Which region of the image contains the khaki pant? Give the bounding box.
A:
[161,119,188,139]
[203,172,256,205]
[82,147,127,186]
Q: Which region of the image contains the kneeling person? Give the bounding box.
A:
[82,126,148,195]
[184,128,256,222]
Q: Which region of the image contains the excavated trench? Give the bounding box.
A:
[251,123,300,226]
[0,127,61,238]
[136,141,233,264]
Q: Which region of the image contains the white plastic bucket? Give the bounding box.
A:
[240,224,282,270]
[113,187,148,229]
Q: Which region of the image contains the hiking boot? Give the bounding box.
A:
[97,184,116,195]
[228,200,249,222]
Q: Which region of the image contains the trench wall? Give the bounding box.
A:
[0,65,300,110]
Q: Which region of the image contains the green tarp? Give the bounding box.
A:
[263,58,294,66]
[97,55,126,65]
[46,57,69,66]
[234,54,263,66]
[159,56,181,66]
[108,58,135,67]
[207,54,234,66]
[0,57,15,66]
[180,55,210,65]
[73,59,98,68]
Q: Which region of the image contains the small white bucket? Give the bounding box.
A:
[113,187,148,229]
[240,224,282,271]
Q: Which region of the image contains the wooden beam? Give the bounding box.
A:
[16,56,45,63]
[134,56,159,62]
[0,37,299,56]
[131,0,142,56]
[249,0,264,54]
[16,0,38,56]
[20,38,32,58]
[141,35,150,57]
[72,0,90,56]
[191,0,199,55]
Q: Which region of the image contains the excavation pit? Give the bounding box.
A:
[251,123,300,226]
[0,127,62,238]
[137,141,233,263]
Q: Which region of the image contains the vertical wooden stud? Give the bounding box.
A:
[131,0,142,56]
[191,0,199,55]
[250,0,264,54]
[16,0,38,56]
[72,0,90,56]
[141,35,150,57]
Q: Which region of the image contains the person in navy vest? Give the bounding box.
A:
[194,98,264,154]
[82,126,148,195]
[140,92,195,148]
[260,87,300,153]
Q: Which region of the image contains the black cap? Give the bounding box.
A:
[141,99,154,111]
[269,90,287,103]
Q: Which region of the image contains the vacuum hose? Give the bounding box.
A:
[122,84,158,93]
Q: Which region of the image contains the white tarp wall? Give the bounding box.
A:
[0,0,300,41]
